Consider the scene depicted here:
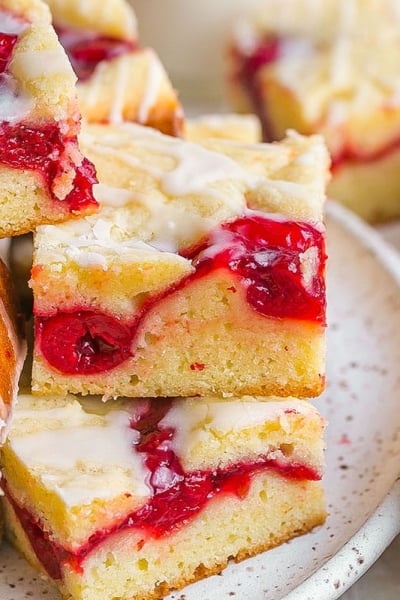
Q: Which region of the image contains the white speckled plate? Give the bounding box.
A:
[0,201,400,600]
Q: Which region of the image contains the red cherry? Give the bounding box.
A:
[0,33,18,73]
[243,37,280,77]
[39,311,132,374]
[66,158,98,212]
[195,214,326,322]
[0,123,98,212]
[56,28,137,80]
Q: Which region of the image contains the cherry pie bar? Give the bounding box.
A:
[2,392,326,600]
[229,0,400,222]
[30,124,329,400]
[44,0,184,136]
[0,0,98,238]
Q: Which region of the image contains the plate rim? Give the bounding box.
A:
[285,200,400,599]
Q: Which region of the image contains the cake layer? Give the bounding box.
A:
[0,0,98,237]
[43,0,184,135]
[30,124,329,399]
[229,0,400,222]
[2,392,326,599]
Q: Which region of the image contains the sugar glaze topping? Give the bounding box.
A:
[10,396,150,506]
[9,395,322,509]
[0,10,27,35]
[137,50,164,124]
[64,124,326,258]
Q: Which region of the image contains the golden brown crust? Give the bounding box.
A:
[0,260,26,431]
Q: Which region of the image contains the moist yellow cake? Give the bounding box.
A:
[228,0,400,222]
[30,124,329,400]
[2,392,326,600]
[0,0,98,238]
[185,113,261,143]
[43,0,184,135]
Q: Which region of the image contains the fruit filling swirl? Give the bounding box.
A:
[231,35,281,140]
[0,16,98,211]
[55,27,138,81]
[3,399,322,580]
[36,213,326,375]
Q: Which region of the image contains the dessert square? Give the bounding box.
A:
[30,124,329,400]
[2,392,326,600]
[229,0,400,222]
[43,0,184,136]
[0,0,98,238]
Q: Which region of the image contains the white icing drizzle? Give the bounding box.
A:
[0,10,27,35]
[233,18,260,54]
[299,246,319,294]
[161,140,253,197]
[8,394,323,509]
[161,397,320,457]
[36,219,173,271]
[68,125,324,262]
[83,123,255,197]
[78,124,254,252]
[0,75,33,123]
[80,59,108,108]
[10,399,150,506]
[108,56,130,124]
[93,183,236,254]
[328,37,352,88]
[137,50,164,124]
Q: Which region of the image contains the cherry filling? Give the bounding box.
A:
[0,32,17,73]
[231,36,281,139]
[0,122,98,211]
[56,27,137,80]
[189,214,326,322]
[38,311,132,375]
[330,135,400,173]
[4,399,321,580]
[36,214,326,375]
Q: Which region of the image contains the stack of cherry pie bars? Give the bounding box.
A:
[0,1,329,599]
